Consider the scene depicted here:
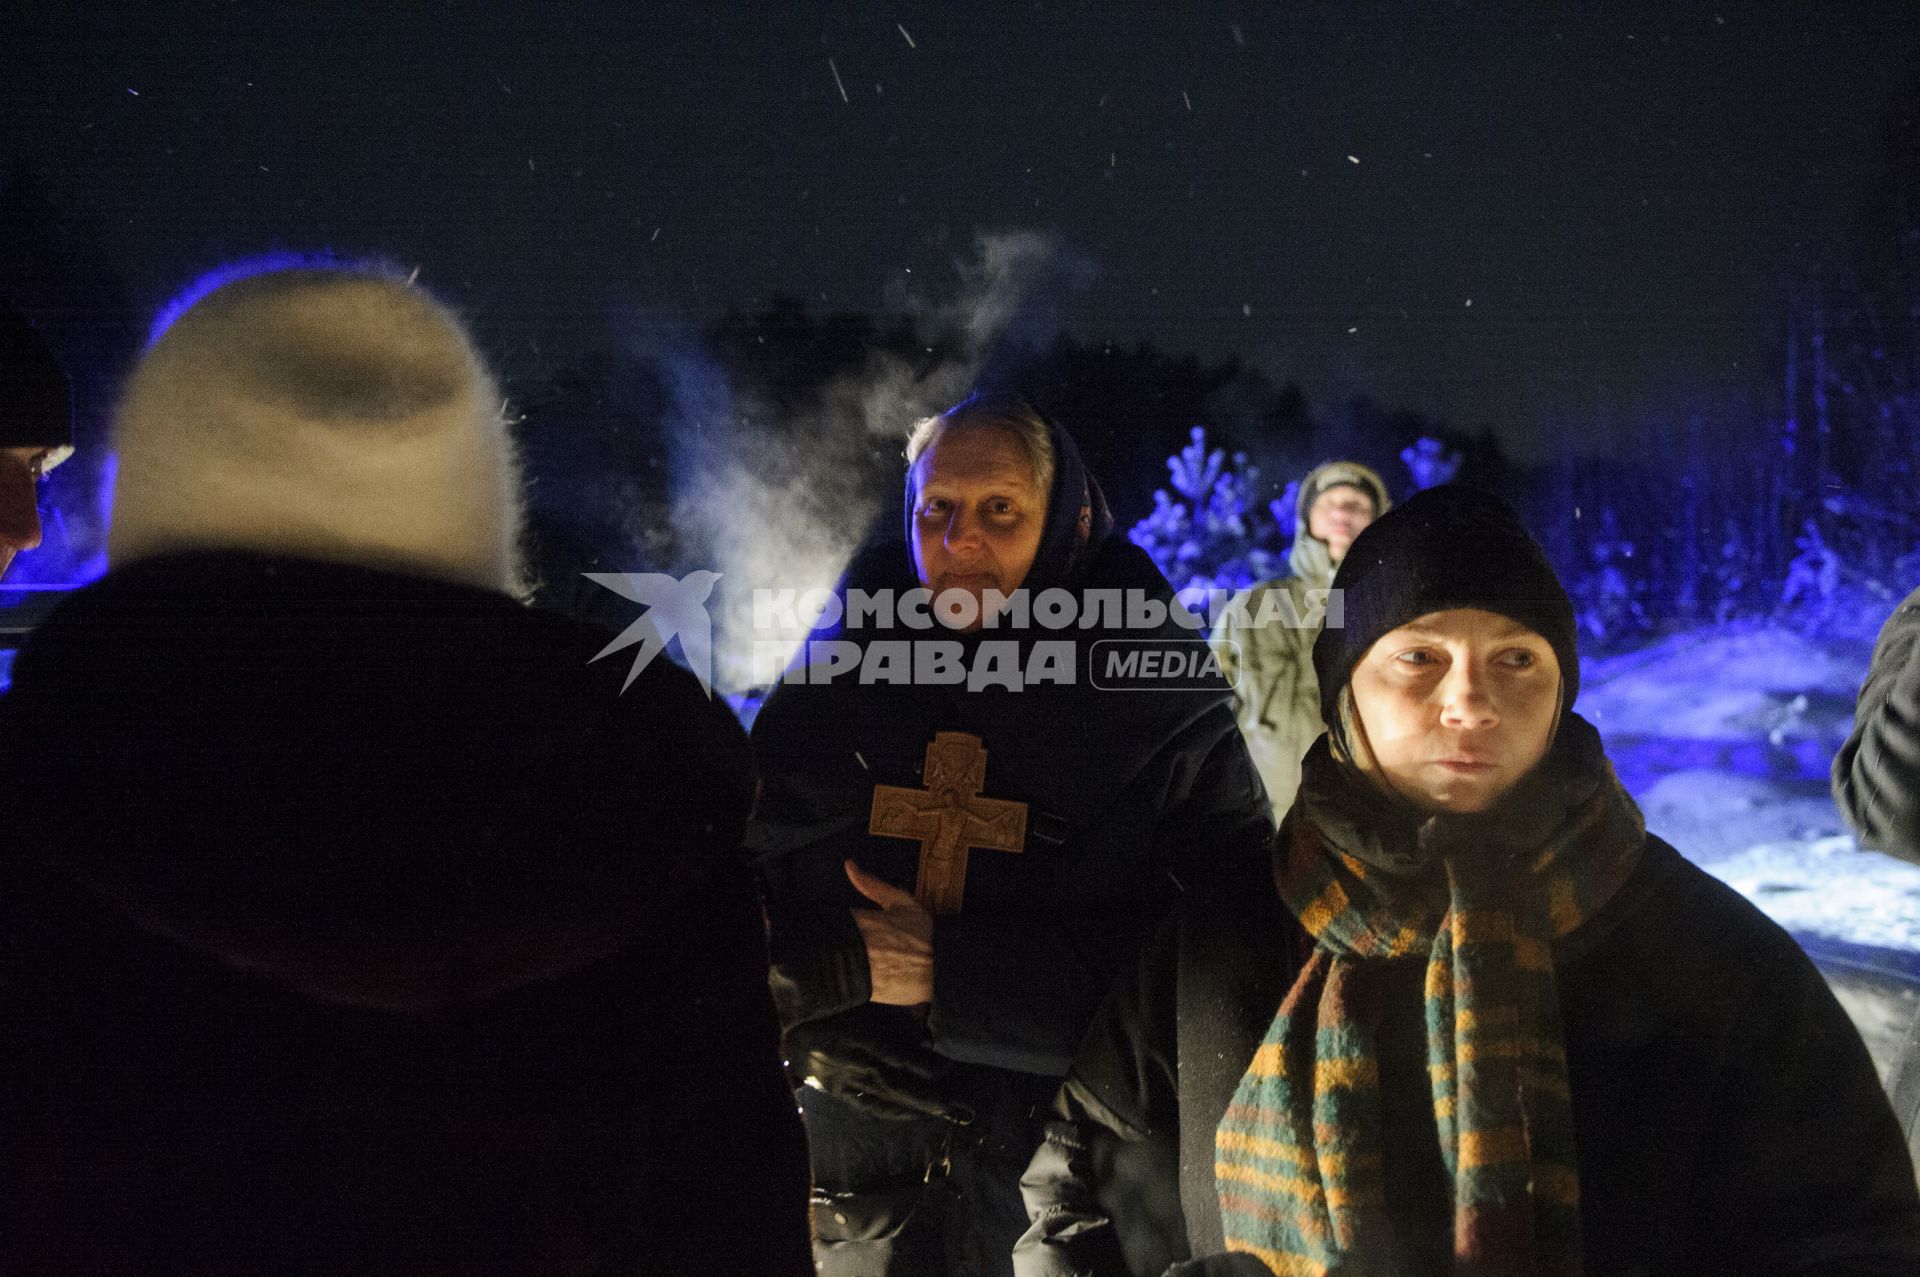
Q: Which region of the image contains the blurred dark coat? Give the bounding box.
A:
[0,551,812,1276]
[1015,837,1920,1276]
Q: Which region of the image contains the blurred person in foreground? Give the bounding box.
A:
[1018,485,1920,1276]
[0,261,810,1275]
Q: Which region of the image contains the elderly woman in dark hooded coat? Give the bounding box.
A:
[748,395,1274,1277]
[1016,485,1920,1277]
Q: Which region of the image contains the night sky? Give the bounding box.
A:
[5,2,1916,456]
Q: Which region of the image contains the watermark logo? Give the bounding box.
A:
[585,570,720,696]
[1090,639,1236,691]
[748,584,1338,640]
[586,572,1339,694]
[747,586,1336,691]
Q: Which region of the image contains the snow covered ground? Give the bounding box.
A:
[1581,621,1920,1076]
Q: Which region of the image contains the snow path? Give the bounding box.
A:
[1582,622,1920,952]
[1582,621,1919,1075]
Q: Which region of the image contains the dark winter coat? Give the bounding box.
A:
[0,551,812,1276]
[750,534,1274,1070]
[1833,583,1920,1175]
[1015,836,1920,1276]
[752,552,1273,1270]
[746,414,1274,1272]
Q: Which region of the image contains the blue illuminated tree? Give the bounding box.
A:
[1128,425,1280,594]
[1400,436,1461,491]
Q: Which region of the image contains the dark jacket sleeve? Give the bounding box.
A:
[1682,875,1920,1272]
[744,717,877,1031]
[1145,712,1277,900]
[646,860,819,1275]
[764,900,871,1029]
[1014,917,1190,1277]
[1834,587,1920,864]
[1014,905,1279,1277]
[928,710,1273,1074]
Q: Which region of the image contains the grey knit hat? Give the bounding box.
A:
[1296,461,1388,534]
[1311,484,1578,726]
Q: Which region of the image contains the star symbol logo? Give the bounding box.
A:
[583,570,722,696]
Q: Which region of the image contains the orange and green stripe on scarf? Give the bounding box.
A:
[1216,749,1641,1275]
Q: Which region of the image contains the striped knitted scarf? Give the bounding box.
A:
[1216,715,1643,1276]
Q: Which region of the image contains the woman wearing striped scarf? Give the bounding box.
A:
[1015,486,1920,1276]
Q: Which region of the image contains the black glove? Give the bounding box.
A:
[783,1004,973,1125]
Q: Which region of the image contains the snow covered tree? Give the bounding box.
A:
[1570,507,1651,647]
[1400,436,1461,491]
[1128,425,1281,594]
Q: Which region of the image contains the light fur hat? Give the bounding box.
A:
[109,265,524,593]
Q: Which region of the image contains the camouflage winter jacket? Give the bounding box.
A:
[1833,584,1920,1172]
[1210,462,1389,820]
[1835,584,1920,864]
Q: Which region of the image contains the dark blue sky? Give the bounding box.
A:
[5,2,1914,455]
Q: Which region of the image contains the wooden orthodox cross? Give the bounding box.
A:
[867,731,1027,916]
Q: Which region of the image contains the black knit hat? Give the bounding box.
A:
[1311,484,1578,725]
[0,301,72,450]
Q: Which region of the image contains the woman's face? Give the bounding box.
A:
[909,423,1047,630]
[1348,608,1561,813]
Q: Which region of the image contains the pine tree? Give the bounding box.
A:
[1128,426,1281,594]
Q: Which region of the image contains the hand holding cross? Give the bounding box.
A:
[853,731,1028,1008]
[846,859,934,1007]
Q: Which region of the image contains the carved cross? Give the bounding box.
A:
[867,731,1027,916]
